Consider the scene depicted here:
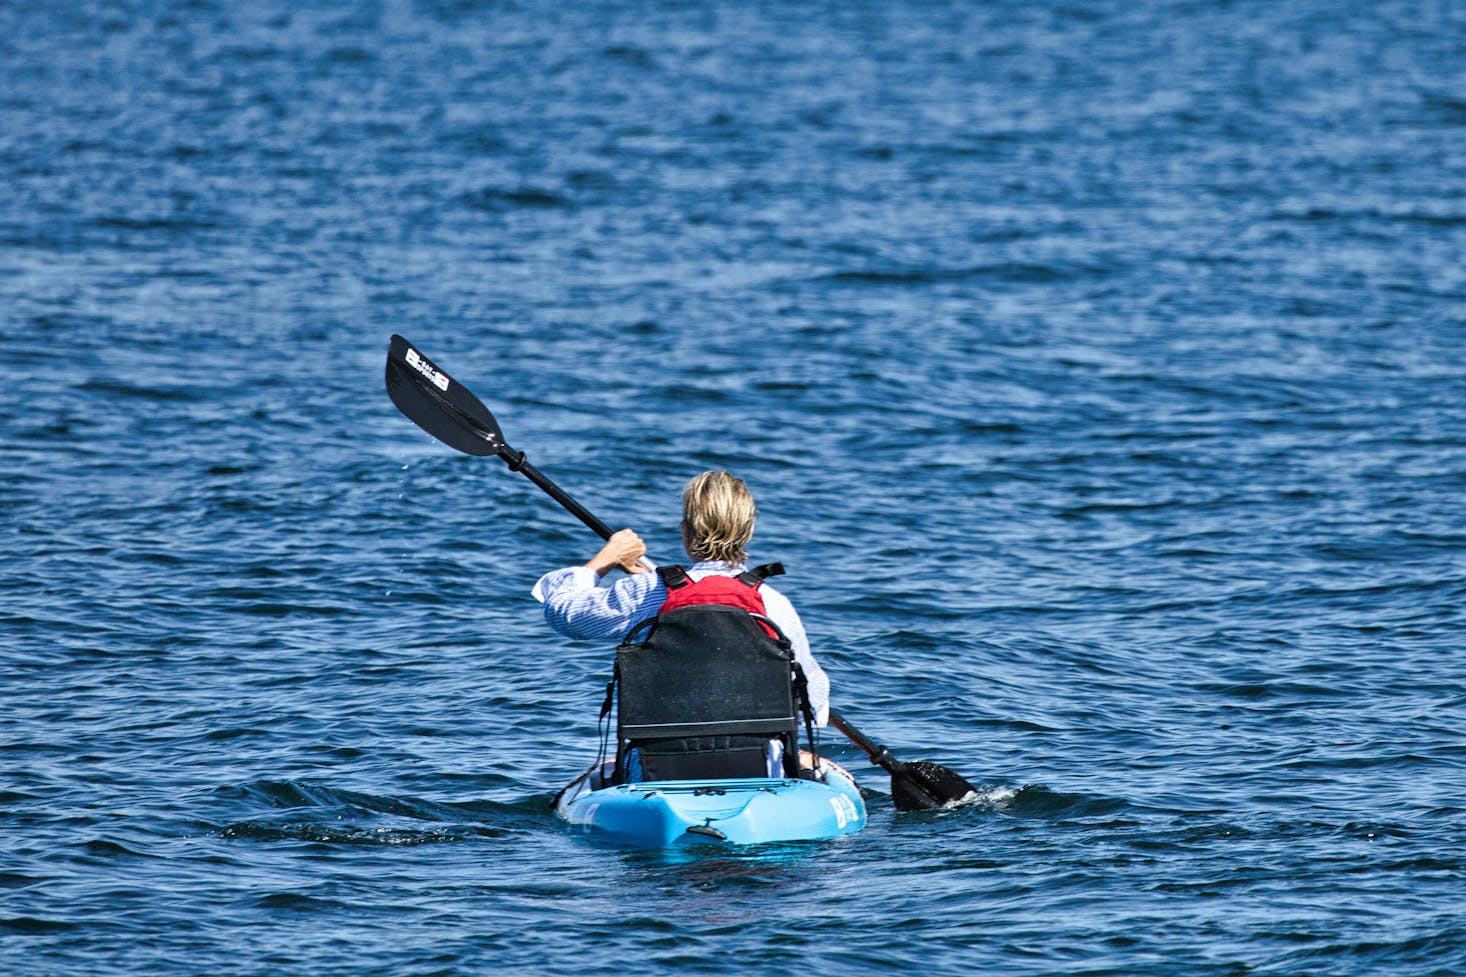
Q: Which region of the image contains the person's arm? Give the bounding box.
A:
[536,569,664,640]
[760,588,830,726]
[531,530,661,641]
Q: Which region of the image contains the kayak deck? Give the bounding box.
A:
[556,761,866,848]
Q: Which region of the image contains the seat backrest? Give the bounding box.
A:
[615,605,800,781]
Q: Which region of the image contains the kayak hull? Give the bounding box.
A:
[555,760,866,848]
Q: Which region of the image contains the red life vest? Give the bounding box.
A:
[656,563,785,637]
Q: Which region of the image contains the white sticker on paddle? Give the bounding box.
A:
[404,347,450,392]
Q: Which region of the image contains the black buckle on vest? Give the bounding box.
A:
[656,565,690,590]
[738,562,784,587]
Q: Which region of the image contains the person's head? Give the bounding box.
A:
[681,470,756,565]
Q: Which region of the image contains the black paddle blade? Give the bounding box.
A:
[385,335,506,457]
[890,760,981,812]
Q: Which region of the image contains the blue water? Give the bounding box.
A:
[4,1,1464,974]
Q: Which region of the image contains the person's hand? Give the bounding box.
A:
[585,529,649,576]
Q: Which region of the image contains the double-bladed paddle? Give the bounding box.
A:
[384,334,980,811]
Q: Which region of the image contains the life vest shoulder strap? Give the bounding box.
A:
[657,562,785,591]
[743,562,784,585]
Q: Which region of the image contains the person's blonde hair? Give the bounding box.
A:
[682,471,756,565]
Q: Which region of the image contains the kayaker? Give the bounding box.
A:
[532,469,831,735]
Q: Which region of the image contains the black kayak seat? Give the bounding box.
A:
[614,604,803,783]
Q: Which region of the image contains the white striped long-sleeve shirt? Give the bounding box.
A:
[532,560,830,725]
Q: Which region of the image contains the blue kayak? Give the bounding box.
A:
[555,759,866,848]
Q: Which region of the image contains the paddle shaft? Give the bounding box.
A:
[497,448,619,543]
[829,708,906,774]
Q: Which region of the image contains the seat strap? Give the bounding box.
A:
[790,661,819,775]
[600,666,620,783]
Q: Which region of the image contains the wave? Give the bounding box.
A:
[457,185,575,213]
[996,784,1131,819]
[214,780,540,847]
[810,259,1120,288]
